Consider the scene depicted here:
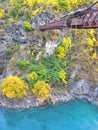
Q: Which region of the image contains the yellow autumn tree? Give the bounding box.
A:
[58,0,93,11]
[32,80,51,99]
[1,76,28,99]
[56,37,71,59]
[25,0,36,10]
[0,9,5,19]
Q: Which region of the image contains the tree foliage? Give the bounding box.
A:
[32,80,51,99]
[6,0,94,20]
[1,76,28,99]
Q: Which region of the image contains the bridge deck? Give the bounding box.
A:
[40,8,98,31]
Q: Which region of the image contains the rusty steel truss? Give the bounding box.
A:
[40,1,98,31]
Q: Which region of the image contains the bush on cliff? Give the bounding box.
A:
[1,76,28,99]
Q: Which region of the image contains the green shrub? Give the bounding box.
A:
[9,5,20,19]
[29,55,67,84]
[23,21,32,32]
[17,60,30,70]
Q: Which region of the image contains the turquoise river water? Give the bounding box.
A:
[0,100,98,130]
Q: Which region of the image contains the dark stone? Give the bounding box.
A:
[31,11,54,29]
[6,24,27,44]
[70,79,94,102]
[0,51,7,75]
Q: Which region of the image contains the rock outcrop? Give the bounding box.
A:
[0,11,98,109]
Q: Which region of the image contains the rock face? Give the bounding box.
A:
[31,11,54,29]
[6,24,27,44]
[0,44,8,75]
[6,23,39,44]
[48,80,98,106]
[0,11,98,109]
[0,11,55,77]
[0,29,9,75]
[0,79,98,109]
[69,79,98,105]
[50,89,72,105]
[0,29,9,44]
[0,11,54,45]
[0,92,48,109]
[45,40,59,55]
[4,44,31,77]
[70,79,94,102]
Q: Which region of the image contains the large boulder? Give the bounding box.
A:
[70,79,94,102]
[6,23,27,44]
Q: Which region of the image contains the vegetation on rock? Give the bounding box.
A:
[32,80,51,99]
[56,37,71,59]
[0,0,94,21]
[23,21,32,32]
[1,76,28,99]
[17,60,30,70]
[0,0,98,102]
[0,8,5,19]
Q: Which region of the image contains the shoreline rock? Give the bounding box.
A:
[0,79,98,109]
